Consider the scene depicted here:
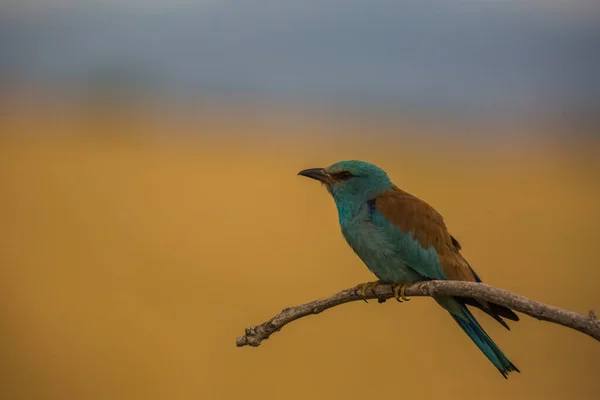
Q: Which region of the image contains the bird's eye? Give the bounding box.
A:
[336,171,355,181]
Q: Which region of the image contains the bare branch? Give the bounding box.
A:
[236,281,600,347]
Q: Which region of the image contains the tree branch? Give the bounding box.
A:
[236,281,600,347]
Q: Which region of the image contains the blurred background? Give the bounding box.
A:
[1,1,599,399]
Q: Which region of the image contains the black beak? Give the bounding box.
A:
[297,168,334,184]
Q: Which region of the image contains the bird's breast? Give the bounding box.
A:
[340,213,422,283]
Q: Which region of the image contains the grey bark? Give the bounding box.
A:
[236,281,600,347]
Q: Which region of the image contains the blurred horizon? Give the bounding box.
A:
[2,0,600,130]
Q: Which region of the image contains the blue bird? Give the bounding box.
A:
[298,160,520,378]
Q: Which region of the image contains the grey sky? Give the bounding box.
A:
[2,0,599,119]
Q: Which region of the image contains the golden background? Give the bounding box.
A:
[1,109,599,399]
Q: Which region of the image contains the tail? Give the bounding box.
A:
[459,296,519,330]
[461,257,520,331]
[435,296,520,379]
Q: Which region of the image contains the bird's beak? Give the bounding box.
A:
[297,168,335,184]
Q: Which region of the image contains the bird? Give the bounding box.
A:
[298,160,520,378]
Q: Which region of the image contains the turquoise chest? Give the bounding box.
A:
[338,201,426,283]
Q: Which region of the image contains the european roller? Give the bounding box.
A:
[298,160,520,378]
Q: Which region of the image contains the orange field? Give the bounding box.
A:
[1,109,599,399]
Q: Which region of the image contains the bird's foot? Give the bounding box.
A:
[392,283,411,302]
[356,280,382,303]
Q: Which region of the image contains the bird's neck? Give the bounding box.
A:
[332,183,395,225]
[334,198,372,226]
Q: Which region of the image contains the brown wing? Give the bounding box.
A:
[375,187,520,328]
[374,187,477,282]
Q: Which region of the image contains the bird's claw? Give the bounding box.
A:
[357,281,382,303]
[392,283,411,302]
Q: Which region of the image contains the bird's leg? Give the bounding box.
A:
[356,280,382,303]
[400,283,411,301]
[392,283,411,302]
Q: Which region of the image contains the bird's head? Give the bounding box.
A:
[298,160,394,204]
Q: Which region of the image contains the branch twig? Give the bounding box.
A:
[236,281,600,347]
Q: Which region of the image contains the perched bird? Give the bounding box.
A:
[298,160,520,378]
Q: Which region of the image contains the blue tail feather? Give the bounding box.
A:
[438,297,520,378]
